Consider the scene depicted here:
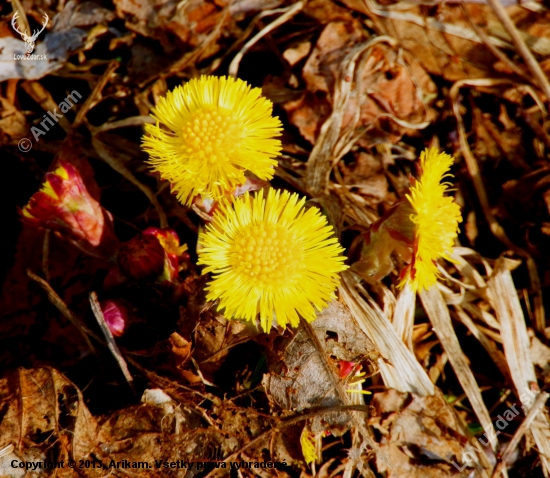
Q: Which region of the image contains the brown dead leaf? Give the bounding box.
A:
[166,332,202,384]
[170,331,192,364]
[342,0,498,81]
[113,0,179,40]
[52,0,116,30]
[0,368,98,468]
[114,0,227,63]
[339,152,389,204]
[262,301,375,434]
[303,0,360,25]
[472,107,525,167]
[98,394,277,472]
[369,389,469,477]
[175,278,258,381]
[165,0,223,48]
[285,21,436,147]
[99,415,239,471]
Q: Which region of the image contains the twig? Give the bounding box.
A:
[73,61,119,129]
[491,392,549,478]
[42,230,50,282]
[485,0,550,101]
[89,291,135,393]
[27,269,97,353]
[92,125,168,228]
[126,356,215,403]
[420,287,498,456]
[228,1,304,78]
[459,4,530,82]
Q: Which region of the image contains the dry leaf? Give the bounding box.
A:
[262,301,375,434]
[285,21,436,147]
[369,389,469,478]
[0,368,98,466]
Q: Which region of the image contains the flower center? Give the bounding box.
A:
[230,222,302,288]
[181,107,242,164]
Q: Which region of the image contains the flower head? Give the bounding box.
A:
[142,75,282,205]
[197,189,348,331]
[401,148,462,291]
[21,161,106,247]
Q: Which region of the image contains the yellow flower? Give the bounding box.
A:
[197,189,348,331]
[142,75,282,205]
[300,428,318,465]
[401,148,462,291]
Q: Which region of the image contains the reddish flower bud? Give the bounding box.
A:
[143,227,188,281]
[118,234,165,281]
[100,299,128,337]
[143,227,187,258]
[21,161,107,247]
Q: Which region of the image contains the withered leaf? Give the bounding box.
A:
[0,368,98,467]
[285,21,436,147]
[370,389,471,477]
[262,301,375,433]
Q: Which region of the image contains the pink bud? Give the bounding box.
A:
[100,299,128,337]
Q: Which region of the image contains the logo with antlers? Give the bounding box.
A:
[11,11,49,55]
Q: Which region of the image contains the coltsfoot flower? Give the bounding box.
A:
[142,75,282,205]
[353,148,462,292]
[401,148,462,291]
[197,189,348,331]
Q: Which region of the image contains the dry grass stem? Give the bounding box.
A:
[392,283,415,350]
[228,1,304,78]
[419,286,497,457]
[340,272,434,396]
[488,260,550,476]
[485,0,550,100]
[491,392,550,478]
[450,79,545,334]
